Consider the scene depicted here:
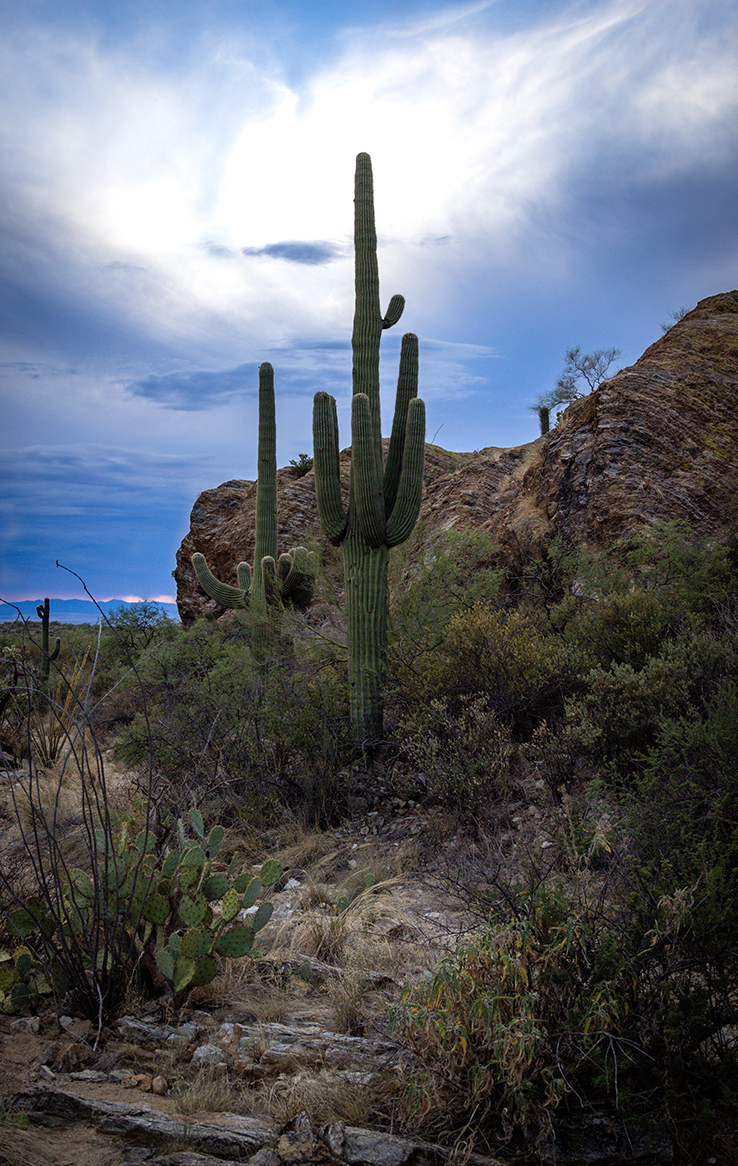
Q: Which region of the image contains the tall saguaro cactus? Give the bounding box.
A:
[192,363,316,658]
[36,597,60,686]
[313,152,426,741]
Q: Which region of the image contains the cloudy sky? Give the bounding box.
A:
[1,0,737,605]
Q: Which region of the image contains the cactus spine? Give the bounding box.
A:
[36,597,60,685]
[312,153,426,741]
[192,362,316,657]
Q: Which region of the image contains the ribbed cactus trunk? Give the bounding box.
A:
[313,153,425,742]
[36,597,60,686]
[253,362,278,605]
[251,362,278,659]
[343,536,389,741]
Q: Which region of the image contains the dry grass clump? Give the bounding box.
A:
[286,876,410,966]
[192,957,294,1022]
[217,815,344,880]
[172,1064,241,1117]
[0,755,139,913]
[259,1070,373,1127]
[0,1123,63,1166]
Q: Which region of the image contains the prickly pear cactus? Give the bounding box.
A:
[312,153,425,740]
[5,807,283,1012]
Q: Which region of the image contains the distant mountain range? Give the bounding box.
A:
[0,598,180,626]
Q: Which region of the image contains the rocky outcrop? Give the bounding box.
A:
[175,291,738,624]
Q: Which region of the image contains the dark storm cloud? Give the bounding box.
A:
[127,339,354,409]
[241,240,342,264]
[128,364,259,408]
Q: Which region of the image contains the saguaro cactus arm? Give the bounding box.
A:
[383,332,419,517]
[192,553,251,609]
[382,294,405,329]
[386,397,426,547]
[313,392,348,544]
[352,393,387,549]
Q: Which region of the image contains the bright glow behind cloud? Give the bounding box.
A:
[2,0,736,344]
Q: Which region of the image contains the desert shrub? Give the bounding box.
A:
[570,588,674,671]
[563,520,737,626]
[288,452,314,476]
[634,680,738,869]
[616,680,738,1111]
[400,694,514,807]
[566,630,732,781]
[420,603,578,737]
[102,601,177,662]
[115,619,348,824]
[390,882,647,1145]
[505,535,583,613]
[393,785,738,1157]
[388,527,503,707]
[623,520,737,616]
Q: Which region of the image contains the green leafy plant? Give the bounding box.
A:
[114,619,347,823]
[312,152,426,741]
[421,602,576,736]
[566,630,730,781]
[388,525,503,706]
[401,694,513,806]
[390,892,640,1143]
[289,452,314,477]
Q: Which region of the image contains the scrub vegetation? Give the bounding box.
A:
[1,517,737,1162]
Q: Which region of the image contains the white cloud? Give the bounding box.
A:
[1,0,737,454]
[2,0,736,372]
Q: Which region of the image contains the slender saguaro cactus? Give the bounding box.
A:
[36,597,60,686]
[313,153,426,741]
[192,363,316,658]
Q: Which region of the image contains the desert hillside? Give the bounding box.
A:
[176,289,738,623]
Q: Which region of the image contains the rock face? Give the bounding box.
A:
[175,291,738,624]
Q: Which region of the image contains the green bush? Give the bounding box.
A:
[566,631,732,781]
[391,883,644,1143]
[388,527,503,708]
[570,588,674,671]
[426,603,577,736]
[618,680,738,1110]
[115,619,348,823]
[622,520,737,618]
[400,694,514,806]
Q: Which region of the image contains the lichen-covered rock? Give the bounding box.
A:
[175,291,738,624]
